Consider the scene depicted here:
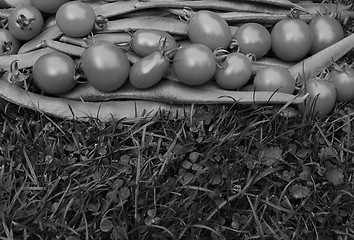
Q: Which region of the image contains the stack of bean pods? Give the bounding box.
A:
[0,0,354,121]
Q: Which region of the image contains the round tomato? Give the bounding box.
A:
[0,29,20,55]
[271,18,312,62]
[253,66,295,94]
[8,5,44,41]
[330,66,354,102]
[172,43,216,86]
[302,79,337,117]
[81,40,130,92]
[132,29,177,57]
[56,1,96,38]
[30,0,69,14]
[187,10,232,51]
[215,52,252,90]
[309,16,344,55]
[233,23,271,59]
[129,51,170,89]
[32,52,77,95]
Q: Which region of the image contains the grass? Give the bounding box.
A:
[1,100,353,240]
[1,1,354,240]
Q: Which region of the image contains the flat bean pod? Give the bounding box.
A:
[0,8,12,19]
[0,48,57,70]
[252,57,295,74]
[219,12,316,24]
[40,40,86,57]
[146,0,306,11]
[0,0,31,8]
[244,0,306,10]
[94,16,188,36]
[118,8,174,19]
[297,2,352,15]
[61,79,305,105]
[60,33,132,48]
[0,79,190,122]
[18,24,64,54]
[134,1,298,15]
[289,33,354,82]
[93,0,139,18]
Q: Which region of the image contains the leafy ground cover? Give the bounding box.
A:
[1,1,354,240]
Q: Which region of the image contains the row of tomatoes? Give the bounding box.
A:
[1,0,354,118]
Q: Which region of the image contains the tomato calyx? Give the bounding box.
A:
[2,41,14,55]
[122,28,136,52]
[214,48,230,69]
[16,14,36,30]
[332,62,353,73]
[94,15,108,31]
[0,18,7,28]
[287,8,303,20]
[228,39,239,53]
[3,60,30,88]
[73,66,86,84]
[176,7,194,22]
[156,36,178,62]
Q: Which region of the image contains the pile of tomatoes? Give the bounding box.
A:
[1,0,354,118]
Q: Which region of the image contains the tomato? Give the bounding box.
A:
[132,29,177,57]
[129,51,170,89]
[32,52,77,95]
[56,1,96,38]
[302,79,337,117]
[330,66,354,102]
[172,44,216,86]
[8,5,44,41]
[309,16,344,55]
[187,10,232,51]
[233,23,271,59]
[30,0,70,14]
[215,52,252,90]
[271,18,312,62]
[0,29,20,55]
[253,66,295,94]
[81,40,130,92]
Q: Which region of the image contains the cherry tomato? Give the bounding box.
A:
[330,66,354,102]
[0,29,20,55]
[32,52,77,95]
[8,5,44,41]
[81,40,130,92]
[129,51,170,89]
[56,1,96,38]
[132,29,177,57]
[253,66,295,94]
[215,52,252,90]
[30,0,70,14]
[271,18,312,62]
[233,23,271,59]
[302,79,337,117]
[187,10,232,51]
[309,16,344,55]
[172,43,216,86]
